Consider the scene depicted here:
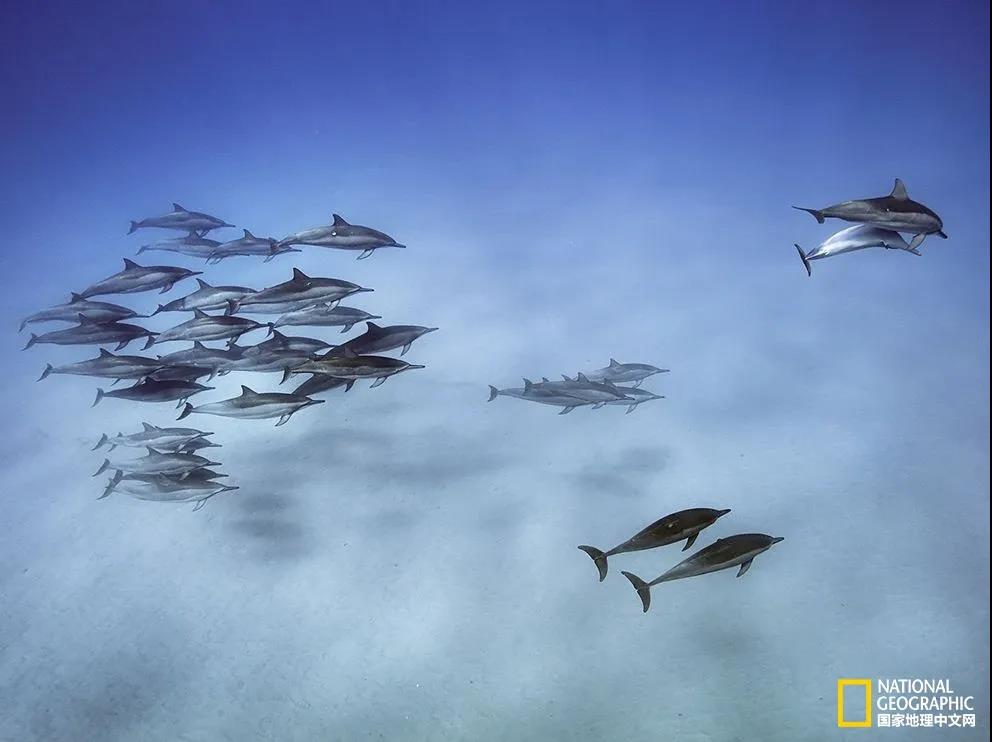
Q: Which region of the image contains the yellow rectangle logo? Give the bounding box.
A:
[837,678,873,728]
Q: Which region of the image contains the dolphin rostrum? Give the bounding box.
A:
[621,533,785,612]
[93,379,214,407]
[327,322,438,357]
[793,179,946,251]
[278,214,406,260]
[272,305,382,332]
[152,279,256,314]
[128,203,234,236]
[93,422,214,453]
[149,309,272,346]
[178,385,324,427]
[23,315,157,351]
[578,508,732,581]
[38,349,163,382]
[794,225,921,277]
[582,359,669,388]
[227,268,371,314]
[20,294,144,332]
[77,259,202,298]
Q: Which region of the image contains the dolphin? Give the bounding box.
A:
[152,279,256,314]
[176,436,222,454]
[156,341,246,374]
[227,347,314,376]
[77,259,202,298]
[93,422,214,453]
[326,322,438,357]
[137,232,222,258]
[794,225,922,277]
[793,179,946,250]
[292,374,354,397]
[272,305,382,332]
[206,230,301,264]
[582,359,669,388]
[601,387,665,414]
[93,379,214,407]
[621,533,785,612]
[278,214,406,260]
[240,329,332,358]
[486,382,595,415]
[100,471,238,510]
[578,508,732,582]
[20,294,144,332]
[145,364,215,383]
[284,352,424,388]
[149,309,272,346]
[178,385,324,427]
[227,268,371,314]
[23,315,157,351]
[544,373,632,405]
[94,447,220,479]
[38,349,163,382]
[128,203,234,236]
[118,467,228,484]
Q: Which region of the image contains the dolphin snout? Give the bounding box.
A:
[717,508,732,517]
[771,536,785,544]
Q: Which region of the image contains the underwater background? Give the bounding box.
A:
[0,1,988,740]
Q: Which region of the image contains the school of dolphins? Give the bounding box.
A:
[20,178,946,612]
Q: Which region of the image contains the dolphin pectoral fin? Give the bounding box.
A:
[683,533,698,552]
[99,471,123,499]
[795,244,812,277]
[344,380,355,392]
[279,367,292,385]
[909,248,922,257]
[369,376,387,389]
[159,283,173,294]
[356,249,374,260]
[907,233,927,251]
[559,406,575,415]
[114,340,129,351]
[400,342,412,356]
[625,403,638,414]
[792,206,825,224]
[192,499,207,512]
[621,571,652,613]
[577,546,609,582]
[737,559,753,578]
[632,380,642,389]
[275,414,291,427]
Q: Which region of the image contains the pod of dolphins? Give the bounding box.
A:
[22,203,431,509]
[793,178,946,276]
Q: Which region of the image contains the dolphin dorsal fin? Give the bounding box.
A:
[270,329,287,343]
[196,278,211,289]
[332,214,350,227]
[577,372,590,382]
[560,374,571,381]
[890,179,908,200]
[69,292,84,303]
[142,422,155,431]
[243,229,255,240]
[193,309,208,319]
[145,446,158,456]
[194,341,207,350]
[240,385,256,396]
[98,348,113,358]
[609,358,620,367]
[523,378,533,391]
[172,202,186,212]
[292,268,309,281]
[542,377,551,383]
[366,321,382,333]
[123,258,140,269]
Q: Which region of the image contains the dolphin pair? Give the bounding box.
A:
[101,470,237,510]
[94,447,220,480]
[282,350,424,388]
[204,230,300,264]
[225,268,372,315]
[324,322,438,357]
[178,385,324,427]
[129,204,233,236]
[20,294,144,332]
[278,214,405,260]
[152,279,256,314]
[93,422,215,453]
[794,179,946,251]
[23,315,157,351]
[487,375,633,415]
[794,225,922,277]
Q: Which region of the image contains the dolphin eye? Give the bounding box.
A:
[330,231,337,236]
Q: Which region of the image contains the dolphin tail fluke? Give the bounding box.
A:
[128,220,140,235]
[621,571,652,613]
[795,244,811,277]
[487,385,499,402]
[38,364,53,381]
[99,471,123,499]
[93,388,105,407]
[577,545,609,582]
[93,459,110,477]
[177,403,193,421]
[792,206,825,224]
[22,334,38,351]
[92,433,109,451]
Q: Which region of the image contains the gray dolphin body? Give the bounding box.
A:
[38,349,163,382]
[152,279,256,314]
[78,259,202,298]
[228,268,371,314]
[137,233,222,259]
[20,294,143,332]
[601,387,665,414]
[278,214,405,260]
[156,342,246,373]
[145,364,215,383]
[93,379,214,407]
[327,322,438,357]
[794,225,920,277]
[241,329,332,358]
[286,353,424,387]
[178,385,324,426]
[94,447,219,479]
[292,375,354,397]
[583,359,669,387]
[101,472,238,510]
[128,203,234,235]
[93,422,214,453]
[621,533,785,612]
[794,179,946,250]
[545,373,632,405]
[486,383,595,415]
[150,310,271,346]
[578,508,732,582]
[272,305,381,332]
[22,316,157,351]
[206,230,301,264]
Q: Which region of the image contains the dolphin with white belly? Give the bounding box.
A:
[206,230,301,263]
[128,204,234,236]
[77,259,201,298]
[137,232,222,259]
[278,214,405,259]
[794,225,921,277]
[152,279,256,314]
[227,268,371,314]
[149,310,271,346]
[581,359,669,388]
[93,422,214,452]
[487,381,595,415]
[20,294,144,331]
[93,447,220,479]
[178,385,324,426]
[38,349,163,382]
[22,315,157,351]
[621,533,785,612]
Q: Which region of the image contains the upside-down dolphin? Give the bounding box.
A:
[621,533,785,612]
[793,179,946,251]
[578,508,732,581]
[178,385,324,426]
[278,214,405,260]
[128,204,234,236]
[77,259,201,298]
[794,225,921,277]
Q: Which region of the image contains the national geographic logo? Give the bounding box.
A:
[837,678,977,730]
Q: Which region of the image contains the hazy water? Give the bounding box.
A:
[0,3,989,741]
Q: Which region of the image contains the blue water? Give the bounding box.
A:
[0,2,988,740]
